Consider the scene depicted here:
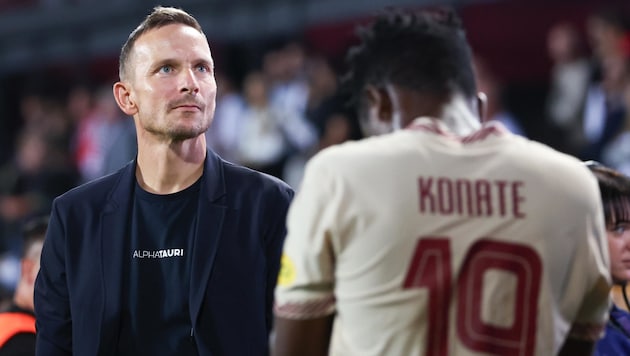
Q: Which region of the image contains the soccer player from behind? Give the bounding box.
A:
[273,8,611,356]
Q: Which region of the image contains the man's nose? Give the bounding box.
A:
[180,69,200,94]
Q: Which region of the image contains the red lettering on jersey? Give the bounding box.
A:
[419,177,435,213]
[512,181,526,218]
[438,178,454,215]
[495,180,508,216]
[457,239,540,356]
[418,176,526,219]
[403,238,451,356]
[475,180,492,216]
[404,237,541,356]
[456,179,474,216]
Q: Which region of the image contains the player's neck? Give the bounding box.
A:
[136,135,206,194]
[438,93,481,136]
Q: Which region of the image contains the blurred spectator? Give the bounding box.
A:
[0,129,76,255]
[0,261,17,306]
[601,57,630,174]
[237,71,291,177]
[282,55,361,188]
[0,214,47,356]
[205,71,245,163]
[237,71,316,178]
[0,287,11,312]
[304,55,343,134]
[66,85,93,132]
[546,22,591,155]
[18,94,47,134]
[473,55,526,136]
[581,7,630,161]
[73,85,136,182]
[72,86,102,181]
[267,41,310,116]
[283,110,355,188]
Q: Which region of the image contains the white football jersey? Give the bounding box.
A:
[274,117,611,356]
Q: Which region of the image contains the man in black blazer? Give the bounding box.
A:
[34,6,293,355]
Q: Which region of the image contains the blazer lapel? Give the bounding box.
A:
[98,162,136,355]
[189,151,227,325]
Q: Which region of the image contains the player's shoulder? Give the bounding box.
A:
[512,138,592,176]
[308,134,397,170]
[506,138,599,198]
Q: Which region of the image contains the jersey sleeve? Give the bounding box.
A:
[564,178,611,342]
[274,156,341,320]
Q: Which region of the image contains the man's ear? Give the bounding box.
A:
[365,85,393,123]
[113,81,138,116]
[477,91,488,123]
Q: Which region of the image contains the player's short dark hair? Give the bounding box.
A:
[343,7,476,111]
[119,6,204,80]
[21,214,49,259]
[586,161,630,227]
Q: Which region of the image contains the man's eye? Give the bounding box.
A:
[159,65,173,73]
[196,64,210,72]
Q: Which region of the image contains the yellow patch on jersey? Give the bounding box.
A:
[277,254,296,287]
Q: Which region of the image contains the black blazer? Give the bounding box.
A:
[34,150,293,355]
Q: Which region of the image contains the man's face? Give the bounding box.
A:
[126,24,217,141]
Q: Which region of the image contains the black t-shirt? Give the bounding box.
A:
[117,179,200,355]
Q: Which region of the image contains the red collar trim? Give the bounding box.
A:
[406,118,508,144]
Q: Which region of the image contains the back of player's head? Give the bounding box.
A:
[585,161,630,227]
[343,7,476,110]
[119,6,204,80]
[21,214,48,260]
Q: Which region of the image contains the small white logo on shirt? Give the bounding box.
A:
[132,249,184,259]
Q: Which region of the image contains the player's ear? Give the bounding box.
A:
[113,81,138,116]
[476,91,488,123]
[365,85,393,123]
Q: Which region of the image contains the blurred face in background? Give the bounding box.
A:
[243,72,268,108]
[118,24,217,142]
[587,16,626,61]
[547,23,581,64]
[17,131,46,173]
[608,220,630,283]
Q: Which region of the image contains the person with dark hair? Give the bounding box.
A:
[545,22,591,154]
[34,6,293,356]
[581,6,630,161]
[0,215,47,356]
[585,162,630,355]
[273,8,610,356]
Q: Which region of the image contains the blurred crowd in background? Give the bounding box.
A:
[1,0,630,307]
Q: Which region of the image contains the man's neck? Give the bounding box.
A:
[439,93,482,136]
[136,135,207,194]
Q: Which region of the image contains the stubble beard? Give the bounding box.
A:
[145,114,212,142]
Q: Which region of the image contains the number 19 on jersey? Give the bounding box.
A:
[403,237,542,356]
